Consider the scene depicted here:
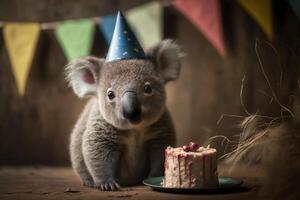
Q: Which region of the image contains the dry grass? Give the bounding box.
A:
[207,40,300,199]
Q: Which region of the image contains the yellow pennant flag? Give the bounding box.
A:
[126,1,163,49]
[4,23,40,96]
[238,0,273,40]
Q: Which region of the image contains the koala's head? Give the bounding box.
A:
[66,39,183,130]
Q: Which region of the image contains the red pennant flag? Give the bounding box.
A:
[173,0,225,57]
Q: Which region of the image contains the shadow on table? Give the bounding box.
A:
[150,186,254,195]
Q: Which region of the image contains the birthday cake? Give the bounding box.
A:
[162,142,219,188]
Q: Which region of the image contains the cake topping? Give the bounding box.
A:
[189,142,199,151]
[182,145,191,152]
[182,142,200,152]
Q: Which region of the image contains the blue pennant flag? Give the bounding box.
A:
[105,11,146,62]
[288,0,300,20]
[99,13,117,45]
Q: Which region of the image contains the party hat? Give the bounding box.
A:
[105,11,146,62]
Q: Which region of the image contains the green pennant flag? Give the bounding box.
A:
[126,1,163,49]
[55,19,95,61]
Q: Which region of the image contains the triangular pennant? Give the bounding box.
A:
[55,19,95,61]
[173,0,226,57]
[288,0,300,20]
[3,23,40,96]
[238,0,273,40]
[126,1,163,49]
[99,13,117,45]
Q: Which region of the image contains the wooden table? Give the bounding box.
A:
[0,165,259,200]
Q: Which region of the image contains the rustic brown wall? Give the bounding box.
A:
[0,0,299,165]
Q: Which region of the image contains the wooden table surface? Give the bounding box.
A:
[0,165,259,200]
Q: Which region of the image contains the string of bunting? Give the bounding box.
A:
[1,0,297,96]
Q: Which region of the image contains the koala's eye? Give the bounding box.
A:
[107,89,115,100]
[144,82,152,95]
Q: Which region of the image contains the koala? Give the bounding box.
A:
[66,39,183,191]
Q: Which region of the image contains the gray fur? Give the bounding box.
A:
[66,39,183,190]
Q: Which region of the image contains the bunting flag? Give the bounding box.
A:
[0,0,280,99]
[288,0,300,20]
[172,0,226,57]
[55,19,95,61]
[99,13,117,44]
[126,1,163,49]
[238,0,273,40]
[3,23,40,96]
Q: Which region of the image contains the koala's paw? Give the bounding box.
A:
[94,178,121,191]
[82,178,94,188]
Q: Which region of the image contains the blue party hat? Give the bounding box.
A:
[105,11,146,62]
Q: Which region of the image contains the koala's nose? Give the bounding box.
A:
[122,91,141,124]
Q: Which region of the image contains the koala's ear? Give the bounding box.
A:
[146,39,184,83]
[65,56,103,98]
